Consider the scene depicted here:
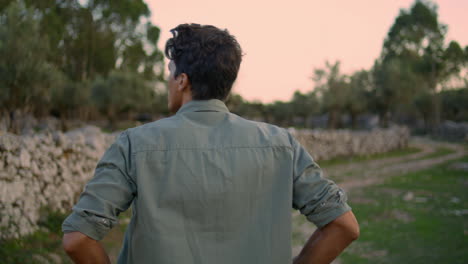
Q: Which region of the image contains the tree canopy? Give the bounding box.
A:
[1,0,467,132]
[0,0,167,127]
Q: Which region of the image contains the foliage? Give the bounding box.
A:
[0,0,166,128]
[290,91,319,118]
[0,1,65,114]
[17,0,163,82]
[289,90,320,127]
[376,0,467,126]
[439,87,468,122]
[312,61,373,129]
[312,61,349,128]
[226,94,270,123]
[91,71,158,121]
[267,101,294,126]
[372,57,426,126]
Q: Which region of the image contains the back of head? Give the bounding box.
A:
[165,23,243,101]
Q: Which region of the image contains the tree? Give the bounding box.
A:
[345,70,372,128]
[226,93,269,122]
[378,0,465,127]
[19,0,164,83]
[267,101,293,127]
[0,0,167,124]
[50,81,92,121]
[382,1,446,61]
[289,90,319,128]
[439,41,467,89]
[312,61,349,129]
[439,87,468,122]
[372,57,425,127]
[91,71,157,125]
[225,93,246,115]
[0,1,64,119]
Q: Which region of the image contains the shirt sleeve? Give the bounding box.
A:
[290,133,351,229]
[62,130,136,240]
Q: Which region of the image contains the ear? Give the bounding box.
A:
[177,73,191,92]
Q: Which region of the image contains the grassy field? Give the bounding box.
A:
[339,156,468,263]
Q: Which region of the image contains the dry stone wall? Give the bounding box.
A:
[290,126,410,161]
[0,126,409,238]
[0,126,117,238]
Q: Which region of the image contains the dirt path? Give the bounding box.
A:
[326,137,466,192]
[325,139,435,177]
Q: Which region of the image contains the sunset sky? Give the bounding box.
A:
[147,0,468,103]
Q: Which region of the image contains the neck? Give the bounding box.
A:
[181,92,193,106]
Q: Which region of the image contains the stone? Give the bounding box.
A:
[0,134,20,151]
[403,192,414,201]
[19,149,31,168]
[32,254,49,264]
[48,253,62,264]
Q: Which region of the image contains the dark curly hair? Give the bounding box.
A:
[164,23,243,101]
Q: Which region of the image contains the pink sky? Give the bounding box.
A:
[148,0,468,103]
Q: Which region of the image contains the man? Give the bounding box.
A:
[62,23,359,264]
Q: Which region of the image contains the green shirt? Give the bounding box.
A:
[62,99,351,264]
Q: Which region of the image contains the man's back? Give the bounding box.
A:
[62,99,351,263]
[125,99,294,263]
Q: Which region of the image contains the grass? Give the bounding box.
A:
[0,208,132,264]
[318,147,421,168]
[291,211,313,248]
[339,155,468,264]
[0,209,71,264]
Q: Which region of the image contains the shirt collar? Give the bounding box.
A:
[176,99,230,115]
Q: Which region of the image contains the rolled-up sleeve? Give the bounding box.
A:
[62,131,136,240]
[290,135,351,229]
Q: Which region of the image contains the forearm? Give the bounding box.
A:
[63,232,111,264]
[294,211,359,264]
[293,227,354,264]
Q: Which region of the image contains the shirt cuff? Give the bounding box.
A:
[306,202,352,229]
[62,211,113,241]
